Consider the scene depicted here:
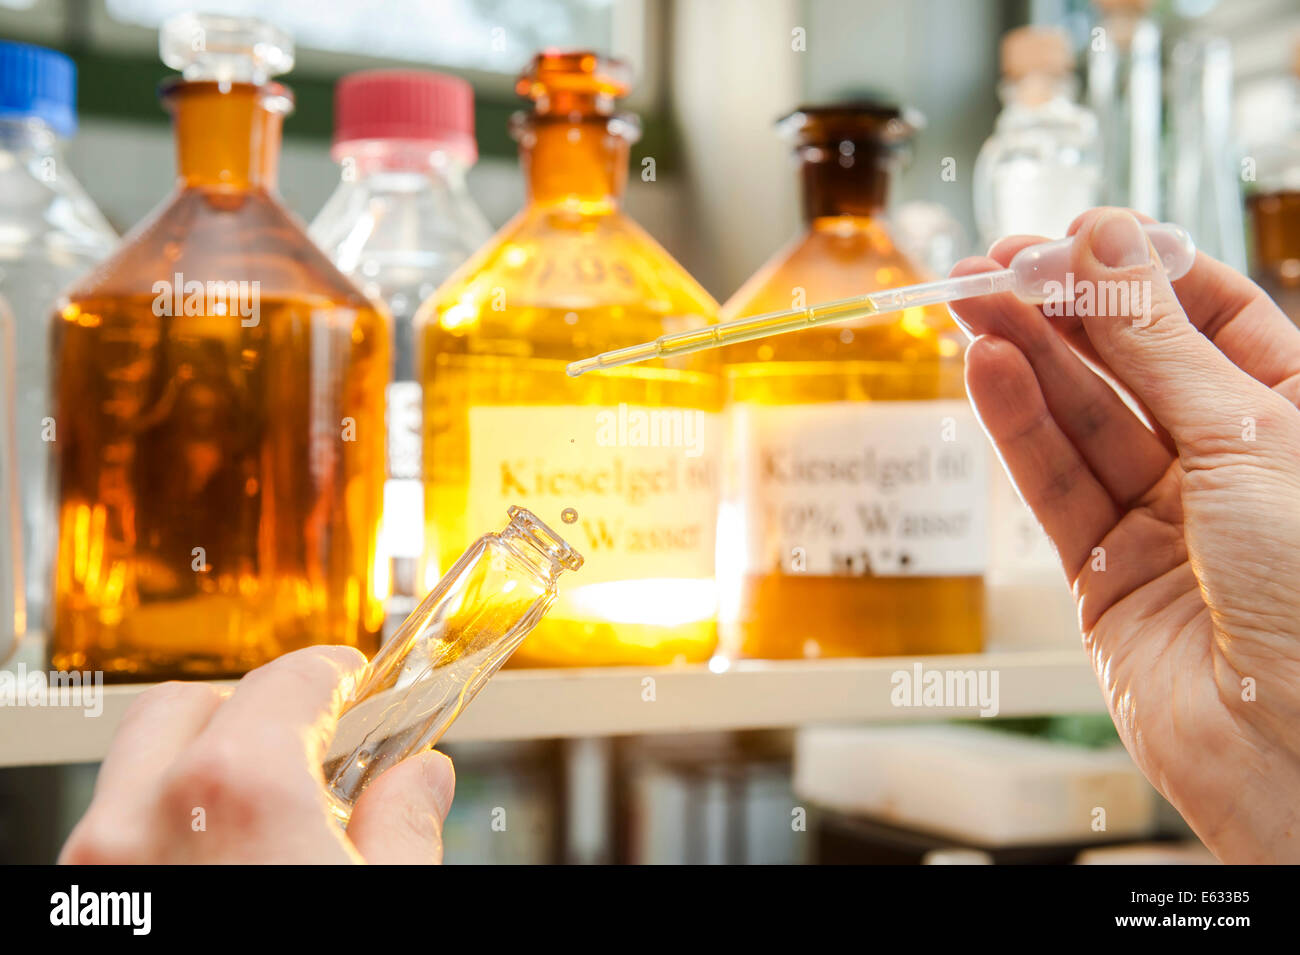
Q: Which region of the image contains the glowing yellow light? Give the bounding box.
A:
[563,578,717,628]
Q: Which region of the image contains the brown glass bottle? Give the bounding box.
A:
[721,105,985,659]
[1248,192,1300,323]
[49,17,387,680]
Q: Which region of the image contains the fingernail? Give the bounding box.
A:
[1089,210,1150,269]
[421,750,456,818]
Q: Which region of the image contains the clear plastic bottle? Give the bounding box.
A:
[0,291,21,661]
[311,70,492,635]
[324,506,583,823]
[0,40,117,647]
[974,26,1096,651]
[721,104,984,659]
[974,26,1101,245]
[1087,0,1162,217]
[418,51,721,667]
[49,14,389,680]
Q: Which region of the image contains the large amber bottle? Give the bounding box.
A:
[418,52,721,667]
[50,15,388,680]
[721,105,985,659]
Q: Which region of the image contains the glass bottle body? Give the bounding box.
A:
[1247,79,1300,324]
[421,203,721,666]
[722,213,983,659]
[0,117,117,642]
[1087,7,1161,217]
[324,505,581,820]
[419,59,721,668]
[311,151,491,629]
[49,81,388,681]
[973,75,1097,650]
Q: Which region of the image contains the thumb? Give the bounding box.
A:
[1069,209,1280,456]
[346,750,455,864]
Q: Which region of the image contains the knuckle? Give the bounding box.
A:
[61,813,143,865]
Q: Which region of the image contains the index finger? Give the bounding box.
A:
[191,645,368,767]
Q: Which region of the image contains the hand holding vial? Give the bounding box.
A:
[950,208,1300,863]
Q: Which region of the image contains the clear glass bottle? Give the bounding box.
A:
[721,104,985,659]
[0,39,118,648]
[974,26,1101,246]
[49,14,389,681]
[311,69,492,635]
[1247,39,1300,324]
[417,51,722,667]
[324,505,582,823]
[1,291,20,661]
[974,27,1096,651]
[1088,0,1162,217]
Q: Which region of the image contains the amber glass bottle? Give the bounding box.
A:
[418,52,721,667]
[721,105,985,659]
[1246,40,1300,324]
[49,15,387,680]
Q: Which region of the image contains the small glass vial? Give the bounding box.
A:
[50,14,389,680]
[974,26,1101,246]
[0,39,117,646]
[324,506,583,822]
[311,70,492,635]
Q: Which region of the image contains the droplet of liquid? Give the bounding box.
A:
[561,507,578,524]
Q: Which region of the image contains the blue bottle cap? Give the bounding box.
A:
[0,39,76,138]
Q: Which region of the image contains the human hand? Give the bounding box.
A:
[60,646,455,864]
[950,208,1300,864]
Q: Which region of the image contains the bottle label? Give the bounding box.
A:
[467,405,720,586]
[381,380,423,560]
[731,400,988,577]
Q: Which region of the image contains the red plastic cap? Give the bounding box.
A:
[332,69,477,164]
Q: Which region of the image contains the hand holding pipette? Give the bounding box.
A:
[565,222,1195,377]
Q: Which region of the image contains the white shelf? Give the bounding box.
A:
[0,648,1103,768]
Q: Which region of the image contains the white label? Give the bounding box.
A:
[379,381,424,560]
[387,380,422,480]
[731,401,988,577]
[468,405,720,586]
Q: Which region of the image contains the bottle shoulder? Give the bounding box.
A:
[720,222,960,366]
[422,206,717,348]
[309,177,493,273]
[0,152,118,265]
[67,187,372,308]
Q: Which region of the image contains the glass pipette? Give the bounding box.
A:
[566,222,1196,377]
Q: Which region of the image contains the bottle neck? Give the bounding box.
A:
[165,80,288,190]
[1000,73,1078,109]
[798,143,890,222]
[520,116,629,211]
[335,144,470,191]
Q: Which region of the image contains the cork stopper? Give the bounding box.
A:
[1001,26,1073,79]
